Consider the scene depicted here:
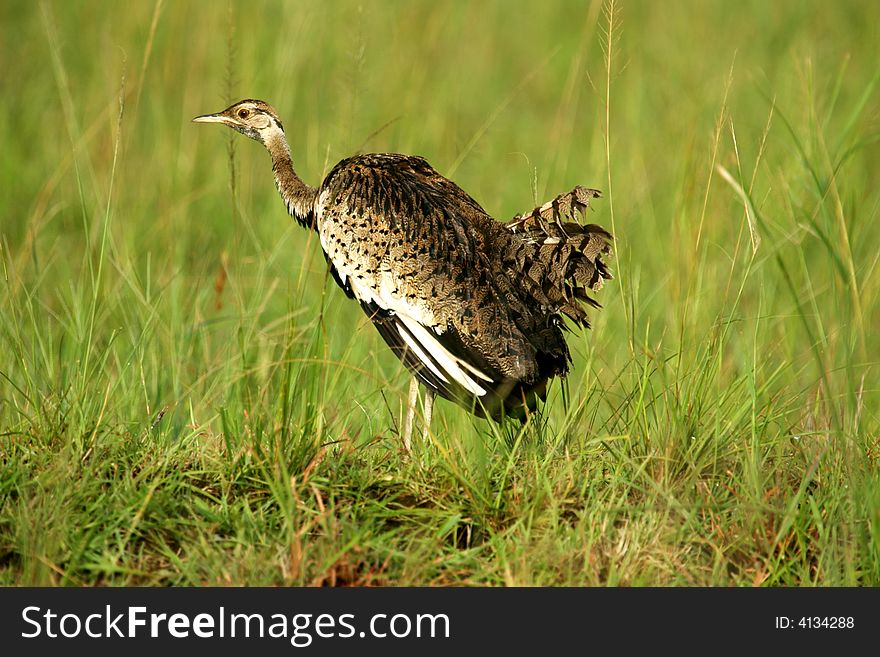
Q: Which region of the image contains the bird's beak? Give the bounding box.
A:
[192,113,229,124]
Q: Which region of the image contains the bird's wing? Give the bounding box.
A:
[315,154,543,416]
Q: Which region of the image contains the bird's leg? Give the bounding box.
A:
[402,376,419,453]
[422,388,435,440]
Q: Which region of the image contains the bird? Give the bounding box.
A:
[193,99,612,451]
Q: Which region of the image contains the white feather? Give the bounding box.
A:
[316,197,494,397]
[397,314,489,397]
[395,323,449,385]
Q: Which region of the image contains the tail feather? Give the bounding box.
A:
[505,186,612,327]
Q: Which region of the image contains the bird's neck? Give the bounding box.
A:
[265,131,318,229]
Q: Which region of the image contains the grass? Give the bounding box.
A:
[1,0,879,586]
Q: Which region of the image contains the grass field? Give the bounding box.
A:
[1,0,879,586]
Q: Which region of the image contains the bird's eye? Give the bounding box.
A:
[238,109,250,119]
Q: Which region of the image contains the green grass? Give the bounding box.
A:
[2,0,879,585]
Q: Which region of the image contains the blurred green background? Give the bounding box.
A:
[1,0,878,585]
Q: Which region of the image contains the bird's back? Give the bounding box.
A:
[314,153,610,418]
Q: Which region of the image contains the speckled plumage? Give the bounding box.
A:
[194,100,612,422]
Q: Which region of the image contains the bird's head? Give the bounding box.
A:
[192,99,284,144]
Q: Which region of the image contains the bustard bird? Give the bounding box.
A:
[193,99,612,450]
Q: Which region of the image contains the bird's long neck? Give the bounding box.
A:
[265,130,318,229]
